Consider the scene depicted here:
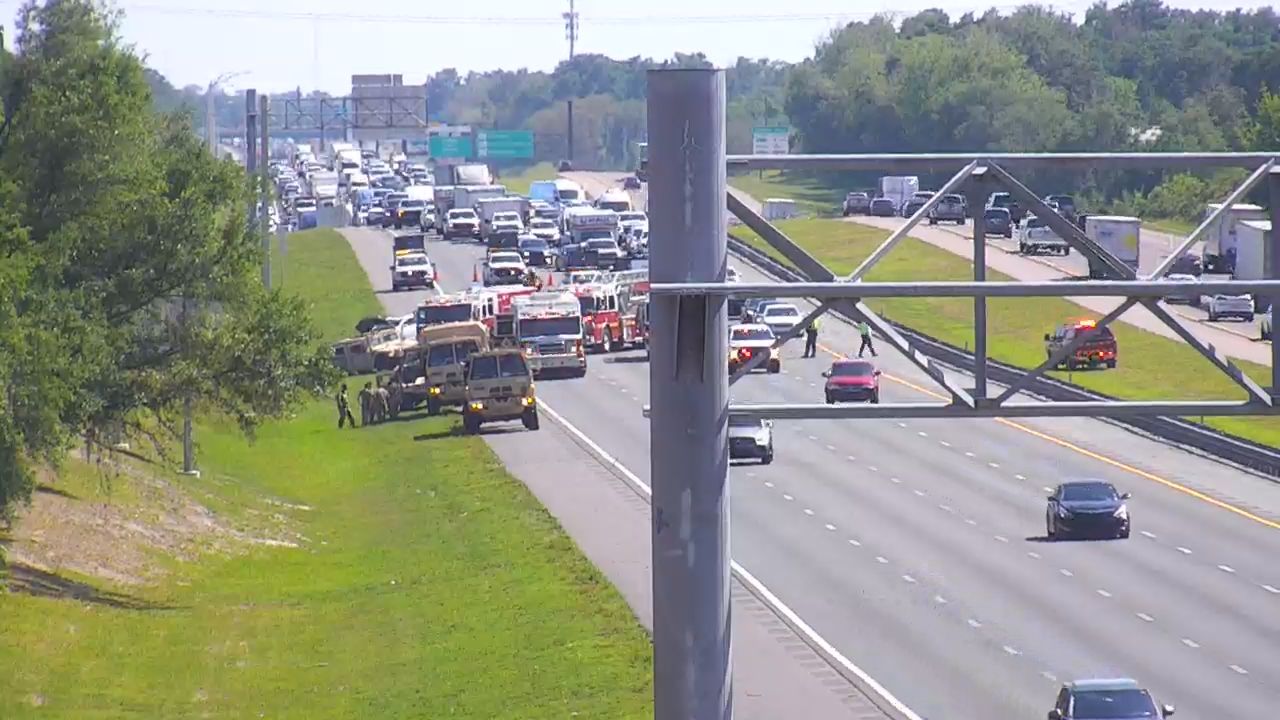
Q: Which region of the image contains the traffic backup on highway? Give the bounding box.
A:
[282,134,1272,720]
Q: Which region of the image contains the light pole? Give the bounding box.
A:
[206,71,248,157]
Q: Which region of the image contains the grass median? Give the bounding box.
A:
[0,228,653,719]
[734,219,1279,447]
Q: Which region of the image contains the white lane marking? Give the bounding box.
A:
[848,539,862,547]
[764,481,775,488]
[868,465,879,472]
[875,556,889,564]
[913,489,926,497]
[809,382,817,388]
[939,504,955,513]
[934,595,948,605]
[1262,584,1279,594]
[965,519,978,526]
[1042,486,1054,493]
[994,535,1009,543]
[964,451,975,458]
[1181,638,1200,649]
[1176,546,1192,555]
[824,523,837,531]
[808,434,819,441]
[803,508,816,516]
[1218,565,1236,574]
[1097,589,1112,598]
[902,575,917,584]
[890,477,902,484]
[1137,613,1155,623]
[1002,645,1021,656]
[1140,530,1157,539]
[939,440,951,448]
[747,471,757,478]
[783,494,794,501]
[847,455,857,462]
[1041,671,1058,682]
[1059,568,1074,577]
[534,401,926,720]
[1015,474,1027,481]
[988,462,1000,469]
[966,619,982,629]
[826,444,836,451]
[1027,551,1041,559]
[896,422,907,428]
[917,431,929,438]
[1229,664,1249,675]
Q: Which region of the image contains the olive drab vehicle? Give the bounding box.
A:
[461,349,540,434]
[419,321,490,416]
[331,326,401,375]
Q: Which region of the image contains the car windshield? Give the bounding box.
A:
[469,353,528,380]
[729,416,764,428]
[1070,689,1156,718]
[386,194,408,204]
[419,304,471,325]
[519,317,581,338]
[619,212,646,222]
[831,361,875,377]
[519,239,549,250]
[731,327,775,342]
[991,194,1014,207]
[985,209,1009,220]
[495,213,520,222]
[764,306,799,318]
[450,210,477,219]
[397,255,429,266]
[490,253,522,264]
[587,238,617,249]
[530,220,555,229]
[557,188,580,200]
[1061,482,1119,502]
[400,200,425,209]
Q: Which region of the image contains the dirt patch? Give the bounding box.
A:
[2,453,308,595]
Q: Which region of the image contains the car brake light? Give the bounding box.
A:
[737,348,752,360]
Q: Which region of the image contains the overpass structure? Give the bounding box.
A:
[644,68,1280,720]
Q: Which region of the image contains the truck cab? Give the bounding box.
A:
[461,350,540,434]
[483,251,528,286]
[513,291,587,378]
[444,208,481,240]
[1044,319,1117,370]
[420,321,489,416]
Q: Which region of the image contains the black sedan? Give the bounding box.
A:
[1046,480,1131,540]
[517,236,555,266]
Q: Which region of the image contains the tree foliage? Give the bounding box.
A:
[0,0,338,521]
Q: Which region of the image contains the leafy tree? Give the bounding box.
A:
[0,0,337,522]
[1245,88,1280,150]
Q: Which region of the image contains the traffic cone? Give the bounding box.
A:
[472,265,478,283]
[434,266,440,283]
[546,272,555,287]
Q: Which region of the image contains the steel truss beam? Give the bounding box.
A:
[721,400,1273,420]
[713,154,1280,419]
[727,152,1278,172]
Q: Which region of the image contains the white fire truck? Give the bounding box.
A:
[513,291,587,378]
[415,293,482,336]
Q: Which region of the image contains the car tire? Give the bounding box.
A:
[871,390,880,404]
[522,408,540,431]
[1208,312,1217,322]
[761,449,773,465]
[767,360,781,374]
[825,392,834,405]
[1046,517,1057,540]
[1117,525,1130,539]
[1107,360,1117,369]
[928,218,937,226]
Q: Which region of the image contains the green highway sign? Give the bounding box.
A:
[477,130,534,159]
[429,135,473,159]
[752,126,791,154]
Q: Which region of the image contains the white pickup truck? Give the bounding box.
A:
[1018,215,1070,256]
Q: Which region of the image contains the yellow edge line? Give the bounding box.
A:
[816,341,1280,531]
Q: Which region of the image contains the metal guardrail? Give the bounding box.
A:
[727,234,1280,478]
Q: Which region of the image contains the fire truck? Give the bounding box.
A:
[464,284,540,346]
[513,291,587,378]
[415,293,483,336]
[572,281,645,353]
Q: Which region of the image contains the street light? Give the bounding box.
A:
[206,71,249,155]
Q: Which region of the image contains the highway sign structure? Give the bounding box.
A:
[645,67,1280,720]
[477,130,534,159]
[752,126,790,155]
[429,135,473,159]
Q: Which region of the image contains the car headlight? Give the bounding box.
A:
[1113,504,1128,518]
[468,401,484,411]
[429,386,442,395]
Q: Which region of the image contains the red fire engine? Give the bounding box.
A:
[572,281,645,353]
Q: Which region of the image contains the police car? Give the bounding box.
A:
[728,323,781,374]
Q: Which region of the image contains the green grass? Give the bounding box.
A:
[271,228,383,343]
[735,218,1279,446]
[0,227,654,719]
[499,162,559,197]
[1144,217,1197,236]
[730,169,843,216]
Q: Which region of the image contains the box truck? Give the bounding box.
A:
[1085,215,1140,279]
[1201,202,1268,274]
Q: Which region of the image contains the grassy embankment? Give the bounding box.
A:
[733,218,1279,447]
[499,162,559,197]
[0,228,653,719]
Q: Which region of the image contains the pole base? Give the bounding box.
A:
[179,469,202,478]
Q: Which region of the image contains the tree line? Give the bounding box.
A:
[0,1,337,522]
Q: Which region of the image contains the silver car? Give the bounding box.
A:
[1261,307,1272,340]
[1160,273,1199,304]
[729,416,774,464]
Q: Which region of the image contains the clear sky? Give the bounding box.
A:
[2,0,1274,95]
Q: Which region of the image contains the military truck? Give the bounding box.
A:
[460,348,540,434]
[420,321,490,416]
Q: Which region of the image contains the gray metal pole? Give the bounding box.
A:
[260,94,272,289]
[647,67,732,720]
[245,89,258,176]
[180,295,199,477]
[1269,166,1280,398]
[968,171,990,400]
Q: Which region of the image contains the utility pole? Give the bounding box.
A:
[563,0,578,164]
[179,294,199,478]
[647,67,732,720]
[260,94,272,289]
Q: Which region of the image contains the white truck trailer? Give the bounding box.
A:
[878,176,920,213]
[1085,215,1141,279]
[1201,202,1268,275]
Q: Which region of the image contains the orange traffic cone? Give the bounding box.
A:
[472,265,478,283]
[434,266,440,283]
[546,272,554,287]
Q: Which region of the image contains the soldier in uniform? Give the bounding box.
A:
[358,382,373,427]
[387,373,404,420]
[336,384,356,429]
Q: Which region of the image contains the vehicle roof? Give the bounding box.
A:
[471,347,526,358]
[871,197,895,203]
[731,323,773,332]
[1065,678,1141,692]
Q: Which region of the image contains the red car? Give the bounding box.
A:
[823,359,881,404]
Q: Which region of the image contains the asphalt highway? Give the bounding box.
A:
[341,199,1280,719]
